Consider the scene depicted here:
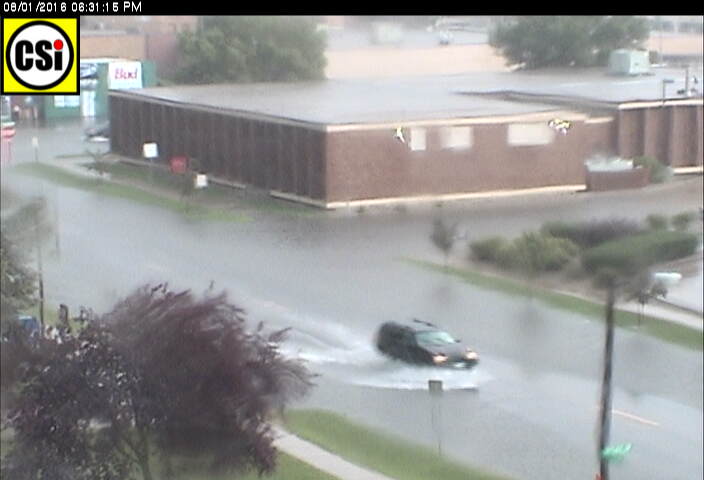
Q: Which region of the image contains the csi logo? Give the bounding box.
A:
[6,21,75,90]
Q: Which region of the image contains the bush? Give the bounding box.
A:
[511,232,579,272]
[472,232,579,273]
[671,211,696,232]
[582,230,700,276]
[646,214,669,231]
[469,236,508,262]
[541,219,642,248]
[634,156,671,184]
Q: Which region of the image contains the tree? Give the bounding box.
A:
[2,284,313,480]
[430,218,458,266]
[174,16,327,84]
[490,16,649,69]
[0,232,36,329]
[1,195,53,328]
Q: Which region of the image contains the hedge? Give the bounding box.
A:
[541,219,642,249]
[582,230,700,275]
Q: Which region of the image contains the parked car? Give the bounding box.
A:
[375,319,479,369]
[84,122,110,142]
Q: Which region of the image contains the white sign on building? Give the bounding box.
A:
[108,62,143,90]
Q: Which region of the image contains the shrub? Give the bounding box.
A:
[671,211,696,232]
[582,230,700,276]
[469,236,508,262]
[541,219,642,248]
[633,156,671,184]
[511,232,579,272]
[645,214,669,231]
[495,243,524,271]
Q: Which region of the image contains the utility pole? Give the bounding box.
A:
[597,284,616,480]
[31,137,45,330]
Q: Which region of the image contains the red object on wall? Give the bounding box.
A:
[170,156,188,174]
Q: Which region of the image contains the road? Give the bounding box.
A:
[2,121,703,480]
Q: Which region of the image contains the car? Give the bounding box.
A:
[375,319,479,369]
[84,122,110,142]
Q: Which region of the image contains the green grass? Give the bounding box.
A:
[402,258,703,351]
[284,409,512,480]
[90,161,318,217]
[10,163,250,223]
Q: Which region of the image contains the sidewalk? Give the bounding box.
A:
[273,426,396,480]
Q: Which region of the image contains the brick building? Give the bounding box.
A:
[109,69,703,208]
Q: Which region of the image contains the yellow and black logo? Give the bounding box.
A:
[2,18,79,94]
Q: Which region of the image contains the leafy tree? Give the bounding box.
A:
[671,211,696,232]
[430,218,458,265]
[2,284,313,480]
[490,16,649,69]
[1,195,53,330]
[175,16,327,84]
[0,232,36,329]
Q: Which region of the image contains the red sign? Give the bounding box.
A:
[1,126,16,139]
[170,156,188,174]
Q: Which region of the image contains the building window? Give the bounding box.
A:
[507,122,555,146]
[410,127,426,151]
[441,126,473,150]
[54,96,79,108]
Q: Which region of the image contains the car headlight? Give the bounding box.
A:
[465,351,478,361]
[432,354,448,364]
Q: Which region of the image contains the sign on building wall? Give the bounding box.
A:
[108,62,143,90]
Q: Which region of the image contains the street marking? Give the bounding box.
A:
[612,409,660,427]
[594,406,661,427]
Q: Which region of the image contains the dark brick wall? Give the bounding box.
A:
[617,104,703,168]
[110,94,702,205]
[586,167,651,191]
[109,96,326,199]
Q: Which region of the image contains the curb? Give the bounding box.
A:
[272,426,396,480]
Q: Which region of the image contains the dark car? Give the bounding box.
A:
[84,122,110,142]
[375,319,479,369]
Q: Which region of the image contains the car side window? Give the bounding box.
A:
[401,330,416,347]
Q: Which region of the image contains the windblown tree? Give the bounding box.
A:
[175,16,327,84]
[490,16,650,69]
[1,194,54,330]
[430,218,458,266]
[1,284,313,480]
[0,232,36,329]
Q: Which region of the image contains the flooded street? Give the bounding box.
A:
[3,125,702,480]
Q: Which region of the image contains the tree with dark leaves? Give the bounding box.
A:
[175,16,327,84]
[490,16,649,69]
[1,284,313,480]
[0,232,36,329]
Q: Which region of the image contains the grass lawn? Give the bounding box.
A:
[10,162,251,223]
[284,409,513,480]
[87,160,318,217]
[402,258,703,351]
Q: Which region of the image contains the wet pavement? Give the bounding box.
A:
[2,120,702,480]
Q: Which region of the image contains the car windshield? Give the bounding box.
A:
[415,330,456,346]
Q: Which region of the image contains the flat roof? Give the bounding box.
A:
[465,66,704,104]
[112,66,703,127]
[113,79,563,126]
